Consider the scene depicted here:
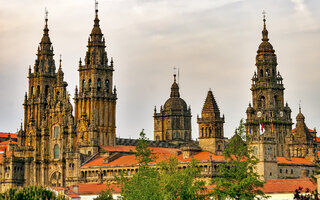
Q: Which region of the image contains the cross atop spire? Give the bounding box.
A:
[45,7,48,23]
[59,54,62,69]
[263,10,266,22]
[299,100,301,113]
[261,10,269,42]
[95,0,99,13]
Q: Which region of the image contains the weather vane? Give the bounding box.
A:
[45,7,48,20]
[95,0,98,11]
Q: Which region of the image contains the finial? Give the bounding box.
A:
[299,100,301,113]
[173,74,177,82]
[209,88,211,91]
[59,54,62,68]
[261,10,269,42]
[79,57,82,65]
[45,7,48,23]
[95,0,99,14]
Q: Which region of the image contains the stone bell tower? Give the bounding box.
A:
[74,4,117,155]
[197,90,225,155]
[245,15,292,180]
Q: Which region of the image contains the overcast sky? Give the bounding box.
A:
[0,0,319,140]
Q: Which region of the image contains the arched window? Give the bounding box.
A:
[56,91,60,100]
[54,126,59,138]
[37,85,40,96]
[105,79,109,93]
[201,127,204,137]
[97,78,101,91]
[82,80,85,90]
[209,127,212,136]
[266,69,270,76]
[253,146,258,155]
[274,95,277,107]
[218,145,221,151]
[31,86,34,96]
[260,96,265,108]
[45,85,49,96]
[260,69,263,77]
[54,144,59,159]
[156,136,160,141]
[184,132,188,140]
[88,79,92,89]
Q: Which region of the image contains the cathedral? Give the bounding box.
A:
[0,5,318,194]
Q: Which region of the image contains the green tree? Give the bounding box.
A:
[0,185,67,200]
[94,188,114,200]
[159,156,208,200]
[118,130,164,200]
[211,119,267,200]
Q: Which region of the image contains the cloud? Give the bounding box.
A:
[290,0,318,31]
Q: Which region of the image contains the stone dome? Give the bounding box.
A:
[257,41,275,53]
[164,97,188,111]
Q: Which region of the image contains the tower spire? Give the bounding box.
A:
[262,10,269,42]
[170,74,180,98]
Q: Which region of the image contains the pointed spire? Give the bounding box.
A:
[257,11,275,55]
[170,74,180,98]
[201,89,220,117]
[262,10,269,42]
[91,0,102,37]
[59,54,62,70]
[40,8,51,45]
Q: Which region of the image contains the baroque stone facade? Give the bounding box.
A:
[245,17,318,180]
[0,7,318,193]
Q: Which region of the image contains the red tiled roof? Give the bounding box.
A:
[276,157,313,165]
[0,141,17,145]
[83,151,226,167]
[100,145,180,154]
[0,133,17,138]
[52,187,66,191]
[177,151,225,162]
[262,178,316,193]
[69,184,121,195]
[316,137,320,143]
[67,192,80,198]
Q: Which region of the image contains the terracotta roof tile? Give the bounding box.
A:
[69,184,121,195]
[100,145,180,154]
[276,157,313,165]
[67,192,80,198]
[0,141,17,145]
[262,178,316,193]
[0,133,17,138]
[83,151,226,167]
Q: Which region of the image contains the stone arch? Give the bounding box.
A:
[105,79,109,93]
[97,78,101,91]
[49,171,61,187]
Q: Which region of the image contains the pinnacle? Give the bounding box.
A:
[201,90,220,116]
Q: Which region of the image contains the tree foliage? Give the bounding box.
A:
[118,129,209,200]
[94,188,114,200]
[0,186,66,200]
[118,130,163,200]
[211,119,267,200]
[158,157,208,200]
